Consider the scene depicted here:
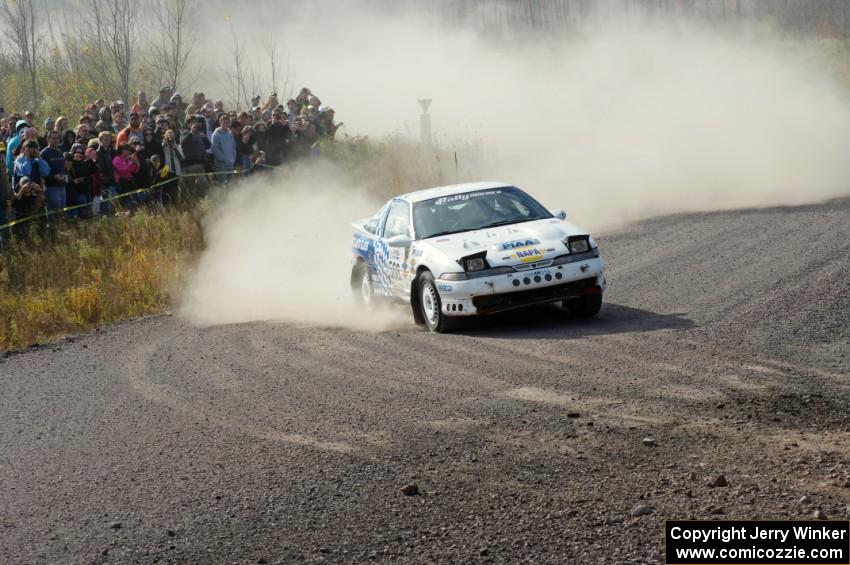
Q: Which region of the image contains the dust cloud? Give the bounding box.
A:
[178,166,408,329]
[184,3,850,327]
[202,2,850,227]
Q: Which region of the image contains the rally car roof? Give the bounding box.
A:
[398,182,514,203]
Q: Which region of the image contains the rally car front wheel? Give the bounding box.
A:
[418,271,456,333]
[564,293,602,318]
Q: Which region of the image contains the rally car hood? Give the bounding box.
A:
[417,218,593,268]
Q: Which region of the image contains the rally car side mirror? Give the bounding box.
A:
[387,234,412,248]
[552,209,567,220]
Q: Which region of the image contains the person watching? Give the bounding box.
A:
[40,130,68,214]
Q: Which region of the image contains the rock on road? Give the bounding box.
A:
[2,199,850,564]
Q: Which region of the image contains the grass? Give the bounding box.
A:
[0,209,205,350]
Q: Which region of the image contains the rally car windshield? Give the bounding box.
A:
[413,187,553,240]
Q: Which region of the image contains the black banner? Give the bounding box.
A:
[665,520,850,564]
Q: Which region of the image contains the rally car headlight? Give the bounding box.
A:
[565,235,590,254]
[458,251,488,272]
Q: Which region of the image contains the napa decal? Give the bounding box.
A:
[501,238,544,263]
[513,246,545,263]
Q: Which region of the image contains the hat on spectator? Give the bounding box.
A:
[129,112,140,119]
[87,139,100,148]
[24,140,39,149]
[160,85,171,93]
[71,143,86,154]
[171,92,182,101]
[44,117,54,127]
[130,138,142,146]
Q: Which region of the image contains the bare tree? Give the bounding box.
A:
[226,23,256,109]
[146,0,199,92]
[264,34,281,98]
[75,0,114,96]
[103,0,138,103]
[0,0,40,109]
[79,0,137,102]
[262,34,297,100]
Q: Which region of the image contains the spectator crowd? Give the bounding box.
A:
[0,86,342,241]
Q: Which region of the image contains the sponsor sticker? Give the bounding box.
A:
[513,246,545,263]
[437,284,453,292]
[434,190,502,205]
[353,237,371,252]
[501,238,540,251]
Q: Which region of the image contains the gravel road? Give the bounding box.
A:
[2,199,849,564]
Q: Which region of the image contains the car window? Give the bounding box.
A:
[382,201,411,239]
[413,187,552,239]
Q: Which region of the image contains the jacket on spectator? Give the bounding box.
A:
[40,146,66,188]
[69,159,97,200]
[5,120,28,174]
[180,131,209,166]
[112,155,140,182]
[12,155,50,191]
[95,107,113,133]
[116,125,143,147]
[11,183,43,219]
[84,147,103,196]
[96,146,116,186]
[264,122,291,167]
[141,134,163,162]
[162,143,183,177]
[211,127,236,169]
[0,161,11,203]
[236,134,254,169]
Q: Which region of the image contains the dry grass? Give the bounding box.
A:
[0,209,204,350]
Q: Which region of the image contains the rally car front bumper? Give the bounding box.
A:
[435,256,606,316]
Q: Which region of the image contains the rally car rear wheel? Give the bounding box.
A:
[418,271,455,333]
[351,262,373,305]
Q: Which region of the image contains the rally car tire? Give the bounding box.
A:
[418,271,456,333]
[564,293,603,318]
[351,261,373,305]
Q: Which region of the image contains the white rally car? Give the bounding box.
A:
[350,182,606,332]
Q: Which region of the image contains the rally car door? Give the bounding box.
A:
[376,199,413,299]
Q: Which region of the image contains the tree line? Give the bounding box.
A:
[410,0,850,36]
[0,0,292,116]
